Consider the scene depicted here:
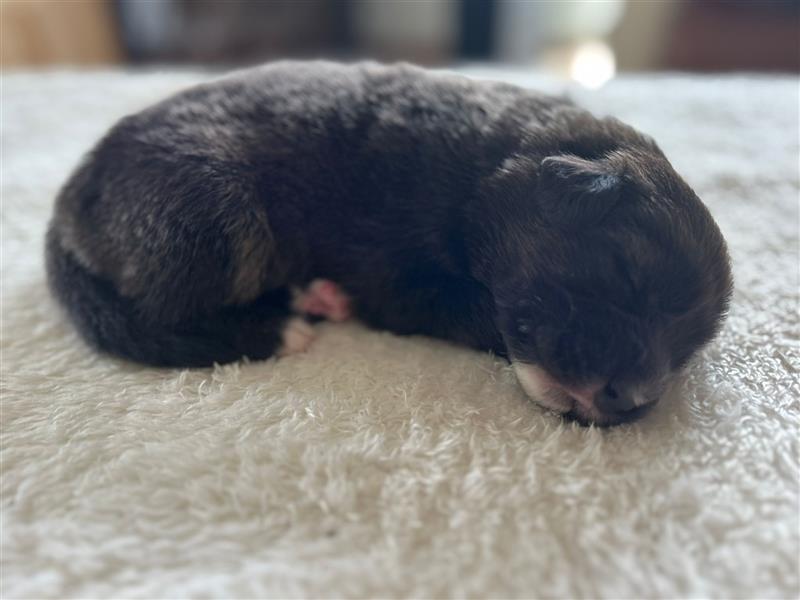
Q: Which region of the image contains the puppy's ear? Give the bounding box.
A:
[537,155,623,225]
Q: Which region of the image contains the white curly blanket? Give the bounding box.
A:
[2,68,798,599]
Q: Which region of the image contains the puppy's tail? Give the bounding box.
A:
[45,228,287,368]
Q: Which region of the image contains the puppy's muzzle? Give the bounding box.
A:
[562,381,655,423]
[513,363,656,425]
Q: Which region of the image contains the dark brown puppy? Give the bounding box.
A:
[46,61,733,425]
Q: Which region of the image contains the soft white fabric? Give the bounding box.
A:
[2,68,798,599]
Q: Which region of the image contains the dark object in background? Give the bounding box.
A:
[663,0,800,72]
[460,0,495,59]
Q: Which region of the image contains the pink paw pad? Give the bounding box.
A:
[292,279,352,322]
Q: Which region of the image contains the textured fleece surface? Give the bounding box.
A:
[2,68,798,599]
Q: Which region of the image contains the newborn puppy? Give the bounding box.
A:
[46,61,733,425]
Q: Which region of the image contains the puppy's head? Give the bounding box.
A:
[491,144,732,426]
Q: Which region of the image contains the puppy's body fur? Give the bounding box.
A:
[46,62,732,424]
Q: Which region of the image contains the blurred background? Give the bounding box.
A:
[2,0,799,87]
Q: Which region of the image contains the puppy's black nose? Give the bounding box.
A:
[595,384,637,413]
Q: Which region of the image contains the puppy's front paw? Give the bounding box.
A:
[277,317,316,356]
[291,279,351,322]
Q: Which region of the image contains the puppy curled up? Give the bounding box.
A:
[46,61,733,426]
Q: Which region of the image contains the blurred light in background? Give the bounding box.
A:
[2,0,798,77]
[570,41,616,90]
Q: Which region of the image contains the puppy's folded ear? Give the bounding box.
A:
[537,155,624,225]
